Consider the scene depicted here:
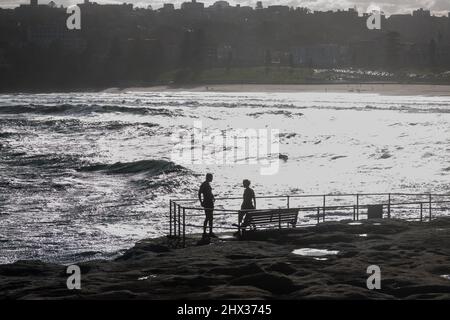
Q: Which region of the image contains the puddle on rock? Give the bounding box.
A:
[348,222,362,225]
[292,248,339,257]
[138,275,157,281]
[358,234,368,237]
[440,275,450,280]
[219,235,235,240]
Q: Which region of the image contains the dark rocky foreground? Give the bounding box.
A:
[2,218,450,300]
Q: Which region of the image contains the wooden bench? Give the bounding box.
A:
[235,208,299,234]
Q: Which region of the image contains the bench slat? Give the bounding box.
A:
[248,220,296,224]
[250,216,296,221]
[250,214,297,219]
[238,209,299,232]
[244,211,298,217]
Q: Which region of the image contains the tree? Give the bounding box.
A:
[105,37,123,83]
[192,28,206,71]
[225,51,232,71]
[265,49,272,73]
[385,31,400,69]
[179,29,193,69]
[429,38,437,67]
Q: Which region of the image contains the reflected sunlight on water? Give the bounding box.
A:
[1,90,450,263]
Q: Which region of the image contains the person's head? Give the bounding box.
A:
[243,179,251,188]
[206,173,213,182]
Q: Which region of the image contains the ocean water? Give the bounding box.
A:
[1,90,450,264]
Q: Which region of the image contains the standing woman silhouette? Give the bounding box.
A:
[239,179,256,226]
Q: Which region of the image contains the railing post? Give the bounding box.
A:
[287,196,290,209]
[173,203,177,237]
[317,207,320,224]
[429,193,432,221]
[183,207,186,248]
[169,200,172,236]
[356,194,359,220]
[278,210,282,229]
[388,193,391,219]
[323,195,326,222]
[353,205,356,221]
[178,204,181,238]
[420,203,423,222]
[174,201,177,235]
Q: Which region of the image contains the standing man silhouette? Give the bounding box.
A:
[198,173,216,238]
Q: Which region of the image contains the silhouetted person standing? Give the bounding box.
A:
[241,179,256,210]
[198,173,215,238]
[239,179,256,226]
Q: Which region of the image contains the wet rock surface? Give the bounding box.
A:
[1,218,450,299]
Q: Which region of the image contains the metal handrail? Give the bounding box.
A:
[169,192,450,247]
[172,192,450,203]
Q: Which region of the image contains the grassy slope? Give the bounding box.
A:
[157,67,450,85]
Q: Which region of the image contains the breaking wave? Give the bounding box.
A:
[79,159,187,175]
[0,104,179,116]
[248,110,304,118]
[0,118,159,135]
[5,153,85,169]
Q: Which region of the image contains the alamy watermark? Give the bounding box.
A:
[366,265,381,289]
[65,5,380,32]
[66,265,81,290]
[171,121,280,175]
[66,5,81,30]
[366,5,382,30]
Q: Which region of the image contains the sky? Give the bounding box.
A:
[1,0,449,16]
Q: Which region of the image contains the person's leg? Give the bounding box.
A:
[207,209,214,235]
[209,215,213,235]
[203,210,208,235]
[238,210,244,225]
[242,208,254,228]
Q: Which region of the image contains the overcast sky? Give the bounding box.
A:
[1,0,449,16]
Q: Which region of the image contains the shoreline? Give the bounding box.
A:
[109,83,450,96]
[2,218,450,299]
[1,83,450,96]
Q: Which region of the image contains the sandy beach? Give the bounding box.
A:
[2,218,450,299]
[111,84,450,96]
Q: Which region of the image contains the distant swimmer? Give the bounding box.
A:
[198,173,216,238]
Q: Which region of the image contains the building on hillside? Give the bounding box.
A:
[27,23,86,52]
[267,5,289,15]
[211,1,230,10]
[159,3,175,12]
[181,0,204,11]
[413,8,431,17]
[291,44,349,67]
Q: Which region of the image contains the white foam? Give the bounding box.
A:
[292,248,339,257]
